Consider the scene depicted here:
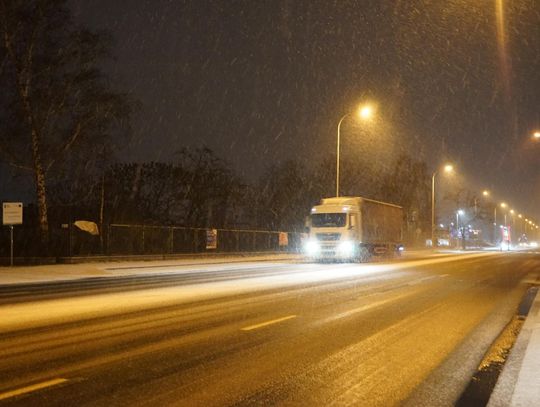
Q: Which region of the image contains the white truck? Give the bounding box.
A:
[304,196,403,261]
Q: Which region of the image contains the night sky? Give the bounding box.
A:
[68,0,539,218]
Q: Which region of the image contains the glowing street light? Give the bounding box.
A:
[482,190,490,197]
[335,103,375,197]
[359,105,374,120]
[533,131,540,140]
[431,163,455,247]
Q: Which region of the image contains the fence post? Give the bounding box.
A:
[252,231,256,252]
[141,226,145,254]
[68,223,72,257]
[169,227,174,254]
[106,224,111,255]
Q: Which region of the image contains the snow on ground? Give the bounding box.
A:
[0,254,301,285]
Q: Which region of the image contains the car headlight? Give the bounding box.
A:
[337,240,355,256]
[304,240,320,255]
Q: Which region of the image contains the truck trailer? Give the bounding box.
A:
[304,196,403,261]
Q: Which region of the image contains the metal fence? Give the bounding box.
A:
[1,223,303,258]
[105,224,303,255]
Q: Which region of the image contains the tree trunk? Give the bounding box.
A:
[31,127,49,244]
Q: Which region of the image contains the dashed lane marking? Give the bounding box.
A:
[241,315,297,331]
[0,378,68,401]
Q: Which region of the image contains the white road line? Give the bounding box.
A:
[325,290,418,323]
[0,378,68,401]
[241,315,297,331]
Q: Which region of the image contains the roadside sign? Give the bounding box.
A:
[279,232,288,246]
[3,202,22,267]
[2,202,23,225]
[206,229,218,250]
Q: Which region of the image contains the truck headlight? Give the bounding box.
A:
[304,240,320,255]
[337,240,355,256]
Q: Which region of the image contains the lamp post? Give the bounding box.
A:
[480,190,495,243]
[500,202,507,226]
[510,208,515,226]
[335,104,373,197]
[498,202,509,248]
[456,209,464,249]
[431,164,454,247]
[493,205,497,242]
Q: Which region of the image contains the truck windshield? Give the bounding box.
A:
[311,213,346,228]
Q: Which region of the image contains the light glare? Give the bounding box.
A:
[358,105,373,120]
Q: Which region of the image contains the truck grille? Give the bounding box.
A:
[316,233,341,241]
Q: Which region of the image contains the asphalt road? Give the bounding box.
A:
[1,251,539,406]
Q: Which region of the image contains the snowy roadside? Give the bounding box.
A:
[488,286,540,406]
[0,253,302,285]
[0,248,471,286]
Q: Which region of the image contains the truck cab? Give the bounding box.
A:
[304,197,363,261]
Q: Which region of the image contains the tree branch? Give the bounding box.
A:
[44,121,83,173]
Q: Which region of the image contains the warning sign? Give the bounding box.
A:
[279,232,288,246]
[3,202,23,225]
[206,229,218,249]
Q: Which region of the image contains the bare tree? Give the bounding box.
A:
[0,0,131,243]
[105,148,240,228]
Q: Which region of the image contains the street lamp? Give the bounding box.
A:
[359,105,373,120]
[533,131,540,140]
[456,209,465,249]
[431,164,454,247]
[509,209,516,243]
[478,189,494,242]
[457,209,464,225]
[500,202,508,225]
[335,103,374,197]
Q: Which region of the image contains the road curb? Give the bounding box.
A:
[488,286,540,406]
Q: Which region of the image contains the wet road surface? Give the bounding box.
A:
[1,251,538,406]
